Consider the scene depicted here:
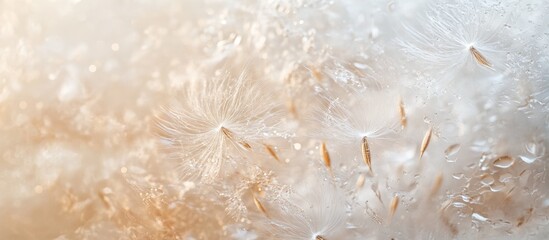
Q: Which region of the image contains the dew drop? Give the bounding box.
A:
[518,155,536,164]
[233,35,242,46]
[353,62,368,69]
[499,173,513,182]
[472,212,489,222]
[452,173,464,180]
[445,144,461,157]
[489,183,505,192]
[480,175,495,185]
[461,195,472,202]
[493,156,514,168]
[525,142,537,154]
[452,202,467,208]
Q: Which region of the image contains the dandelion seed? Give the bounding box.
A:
[469,46,493,69]
[364,201,384,224]
[316,92,399,172]
[222,126,252,150]
[264,144,281,162]
[429,173,443,198]
[356,173,366,189]
[253,195,268,217]
[287,99,298,117]
[516,208,533,227]
[221,126,234,140]
[361,136,373,173]
[389,195,399,219]
[398,98,407,128]
[222,167,278,220]
[504,186,516,200]
[259,180,347,239]
[399,0,514,77]
[98,190,112,209]
[311,67,323,81]
[419,127,432,161]
[320,142,333,176]
[370,182,384,204]
[316,235,327,240]
[239,140,252,150]
[157,73,281,183]
[441,213,459,236]
[439,200,458,235]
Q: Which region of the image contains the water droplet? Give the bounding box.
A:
[499,173,513,182]
[493,156,514,168]
[525,142,537,154]
[445,144,461,156]
[489,183,505,192]
[452,173,464,180]
[233,35,242,46]
[472,212,489,222]
[480,175,495,185]
[353,62,368,69]
[461,195,472,202]
[452,202,467,208]
[518,155,537,164]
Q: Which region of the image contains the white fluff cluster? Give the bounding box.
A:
[0,0,548,239]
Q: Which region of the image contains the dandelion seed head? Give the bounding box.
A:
[316,90,400,143]
[257,177,349,239]
[399,0,521,79]
[157,72,282,183]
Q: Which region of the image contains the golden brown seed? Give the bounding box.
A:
[316,235,327,240]
[98,191,112,209]
[516,208,533,227]
[419,127,432,161]
[389,195,399,218]
[441,213,459,236]
[221,127,251,150]
[264,144,281,162]
[239,141,252,150]
[469,46,493,69]
[361,136,373,173]
[287,99,298,118]
[320,142,333,174]
[429,173,443,198]
[398,98,407,128]
[253,195,268,217]
[504,186,516,200]
[221,126,234,140]
[311,67,322,81]
[356,173,366,189]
